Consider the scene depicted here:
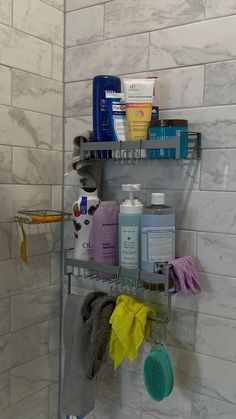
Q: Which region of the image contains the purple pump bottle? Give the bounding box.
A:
[93,201,119,279]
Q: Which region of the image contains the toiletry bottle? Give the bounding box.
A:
[93,75,121,158]
[93,201,119,279]
[72,187,100,275]
[141,193,175,288]
[119,184,143,275]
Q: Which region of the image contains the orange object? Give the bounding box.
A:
[30,215,62,222]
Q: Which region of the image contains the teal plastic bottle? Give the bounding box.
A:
[119,184,143,272]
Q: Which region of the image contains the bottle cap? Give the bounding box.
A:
[151,193,165,206]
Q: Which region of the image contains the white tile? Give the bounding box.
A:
[0,389,48,419]
[0,145,11,183]
[0,322,50,373]
[66,5,104,47]
[52,185,63,210]
[0,65,11,106]
[66,0,108,11]
[65,33,149,82]
[0,184,51,222]
[0,372,9,410]
[0,0,12,26]
[167,308,196,350]
[0,222,11,260]
[204,60,236,106]
[12,148,63,184]
[157,66,204,109]
[97,364,192,419]
[87,397,141,419]
[53,45,63,82]
[197,272,236,319]
[49,383,59,416]
[176,230,197,258]
[10,350,59,403]
[160,105,236,149]
[164,190,236,234]
[0,298,10,336]
[53,0,64,10]
[0,105,52,149]
[12,70,63,116]
[197,232,236,277]
[205,0,236,19]
[13,0,64,46]
[11,285,60,330]
[105,0,204,38]
[170,346,236,404]
[52,116,63,150]
[0,254,50,299]
[65,80,92,117]
[195,313,236,362]
[150,16,236,70]
[49,318,60,351]
[192,392,236,419]
[200,149,236,191]
[103,159,200,190]
[0,24,52,77]
[65,116,92,151]
[50,251,61,284]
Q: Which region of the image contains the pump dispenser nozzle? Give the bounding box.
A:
[120,184,143,214]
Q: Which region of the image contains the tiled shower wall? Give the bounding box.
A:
[0,1,64,418]
[65,1,236,418]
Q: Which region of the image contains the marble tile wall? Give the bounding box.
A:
[0,1,64,418]
[64,0,236,418]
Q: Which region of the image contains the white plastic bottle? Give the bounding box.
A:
[72,187,100,275]
[119,184,143,271]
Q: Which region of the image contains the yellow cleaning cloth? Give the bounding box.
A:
[109,295,156,369]
[19,219,28,263]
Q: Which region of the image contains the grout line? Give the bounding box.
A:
[11,0,14,27]
[66,0,113,13]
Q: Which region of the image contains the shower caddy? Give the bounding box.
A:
[64,132,201,325]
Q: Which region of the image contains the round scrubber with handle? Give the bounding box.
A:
[143,343,174,402]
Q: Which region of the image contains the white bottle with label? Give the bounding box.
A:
[72,187,100,275]
[141,193,175,280]
[119,184,143,270]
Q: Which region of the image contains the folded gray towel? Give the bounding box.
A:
[81,292,116,380]
[61,294,96,417]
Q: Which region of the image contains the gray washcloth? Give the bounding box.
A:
[72,136,102,190]
[61,294,96,418]
[81,292,116,380]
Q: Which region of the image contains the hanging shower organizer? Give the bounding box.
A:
[64,131,202,325]
[79,132,201,162]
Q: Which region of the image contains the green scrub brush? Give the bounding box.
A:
[143,343,174,402]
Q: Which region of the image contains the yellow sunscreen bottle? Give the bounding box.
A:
[123,78,155,141]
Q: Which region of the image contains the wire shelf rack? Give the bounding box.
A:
[64,250,176,324]
[79,132,201,163]
[14,210,72,224]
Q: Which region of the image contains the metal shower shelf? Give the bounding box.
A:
[64,250,176,324]
[79,132,201,161]
[14,210,72,224]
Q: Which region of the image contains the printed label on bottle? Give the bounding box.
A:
[121,226,138,269]
[142,227,174,263]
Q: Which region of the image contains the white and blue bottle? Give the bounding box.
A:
[141,193,175,279]
[119,184,143,270]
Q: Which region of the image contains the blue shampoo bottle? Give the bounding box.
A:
[93,75,121,158]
